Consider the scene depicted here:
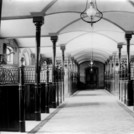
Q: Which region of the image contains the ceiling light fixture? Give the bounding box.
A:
[80,0,103,26]
[90,49,94,66]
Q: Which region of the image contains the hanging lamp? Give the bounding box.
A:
[80,0,103,26]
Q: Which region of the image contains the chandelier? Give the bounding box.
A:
[80,0,103,26]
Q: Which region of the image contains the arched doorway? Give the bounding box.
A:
[85,67,98,89]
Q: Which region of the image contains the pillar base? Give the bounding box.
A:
[60,97,62,104]
[126,99,133,106]
[52,102,57,108]
[19,121,25,132]
[35,112,41,121]
[57,102,59,107]
[45,106,49,113]
[126,80,133,106]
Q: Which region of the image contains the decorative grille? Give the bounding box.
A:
[0,66,19,85]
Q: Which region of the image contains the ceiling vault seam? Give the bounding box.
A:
[41,0,58,13]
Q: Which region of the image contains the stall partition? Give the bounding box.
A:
[0,65,19,131]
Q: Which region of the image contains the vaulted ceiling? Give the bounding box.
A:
[1,0,134,64]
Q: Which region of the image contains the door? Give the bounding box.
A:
[85,67,98,89]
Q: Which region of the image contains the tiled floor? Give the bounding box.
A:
[31,89,134,134]
[1,89,134,134]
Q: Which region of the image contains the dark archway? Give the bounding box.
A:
[85,67,98,89]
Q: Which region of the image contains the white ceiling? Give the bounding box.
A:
[1,0,134,64]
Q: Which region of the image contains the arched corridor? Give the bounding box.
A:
[1,0,134,133]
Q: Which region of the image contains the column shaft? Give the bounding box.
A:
[19,58,25,132]
[118,44,122,100]
[51,36,58,108]
[33,16,44,120]
[45,60,49,113]
[60,45,65,101]
[125,33,133,106]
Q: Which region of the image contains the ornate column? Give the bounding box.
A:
[45,59,49,113]
[117,43,122,100]
[33,15,44,120]
[106,60,109,90]
[104,61,107,89]
[112,52,116,92]
[50,34,58,108]
[77,64,80,89]
[107,59,110,91]
[125,33,133,106]
[19,57,25,132]
[60,44,66,101]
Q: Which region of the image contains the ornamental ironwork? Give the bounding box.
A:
[0,66,19,85]
[24,66,35,84]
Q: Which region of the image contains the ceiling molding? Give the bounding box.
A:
[41,0,58,13]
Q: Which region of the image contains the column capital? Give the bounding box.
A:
[106,59,109,63]
[60,44,66,51]
[105,61,108,64]
[125,33,132,41]
[33,15,44,25]
[109,56,112,61]
[20,57,25,66]
[112,52,116,56]
[71,57,74,61]
[51,36,58,42]
[117,43,123,49]
[50,34,58,43]
[125,31,133,35]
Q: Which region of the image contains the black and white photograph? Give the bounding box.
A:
[0,0,134,133]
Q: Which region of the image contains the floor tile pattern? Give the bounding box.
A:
[35,90,134,134]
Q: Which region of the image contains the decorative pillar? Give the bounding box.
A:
[117,43,122,100]
[33,15,44,120]
[78,64,80,89]
[71,57,74,93]
[45,59,49,113]
[56,63,60,106]
[60,44,66,101]
[107,59,110,91]
[106,60,109,90]
[104,61,106,89]
[125,33,133,106]
[112,52,116,93]
[19,57,25,132]
[50,34,58,108]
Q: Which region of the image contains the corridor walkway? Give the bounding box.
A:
[30,89,134,134]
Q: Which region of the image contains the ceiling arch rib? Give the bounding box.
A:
[41,0,58,13]
[76,55,107,63]
[71,47,110,57]
[129,0,134,7]
[72,50,108,63]
[73,50,109,60]
[78,57,106,64]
